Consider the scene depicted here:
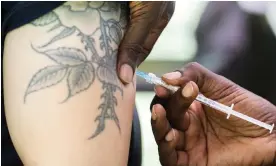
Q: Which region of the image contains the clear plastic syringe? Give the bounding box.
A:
[136,70,274,133]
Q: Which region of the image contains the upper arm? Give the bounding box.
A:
[3,2,135,166]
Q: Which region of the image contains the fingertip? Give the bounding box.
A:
[151,104,171,143]
[165,129,175,142]
[158,129,180,166]
[190,81,199,96]
[165,129,183,151]
[163,71,182,80]
[152,105,158,121]
[119,64,134,84]
[151,104,166,123]
[150,95,168,112]
[161,71,182,86]
[154,85,170,97]
[181,81,199,100]
[154,104,166,117]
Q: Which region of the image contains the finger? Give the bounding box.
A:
[150,71,181,113]
[141,1,175,61]
[158,129,179,166]
[166,81,199,131]
[117,2,175,84]
[162,62,236,97]
[153,71,181,98]
[162,71,183,85]
[149,71,182,110]
[151,104,185,150]
[154,85,171,98]
[176,151,189,166]
[150,95,169,113]
[175,131,185,150]
[151,104,171,143]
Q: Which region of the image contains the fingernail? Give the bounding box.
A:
[152,105,157,121]
[165,129,175,142]
[182,81,193,98]
[120,64,133,84]
[163,72,181,80]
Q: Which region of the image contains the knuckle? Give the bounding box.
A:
[177,62,201,75]
[119,44,150,66]
[186,62,201,70]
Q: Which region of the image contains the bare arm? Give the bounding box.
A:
[3,2,135,166]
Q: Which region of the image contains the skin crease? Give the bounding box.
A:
[151,62,276,166]
[117,1,175,84]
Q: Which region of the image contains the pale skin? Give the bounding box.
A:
[3,2,135,166]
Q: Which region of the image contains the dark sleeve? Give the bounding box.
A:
[2,1,65,36]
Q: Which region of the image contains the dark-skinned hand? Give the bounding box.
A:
[150,62,276,166]
[117,1,175,84]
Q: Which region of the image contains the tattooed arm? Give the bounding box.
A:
[3,2,135,166]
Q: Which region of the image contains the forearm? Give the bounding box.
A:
[4,2,134,166]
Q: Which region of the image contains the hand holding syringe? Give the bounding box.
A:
[136,70,274,133]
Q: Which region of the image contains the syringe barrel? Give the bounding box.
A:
[149,75,274,133]
[153,77,179,92]
[196,94,228,113]
[196,94,273,132]
[229,109,273,131]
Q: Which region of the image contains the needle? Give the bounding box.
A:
[136,70,274,133]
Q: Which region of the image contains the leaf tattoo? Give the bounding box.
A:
[96,51,122,95]
[78,32,100,61]
[40,27,76,48]
[44,47,87,66]
[47,23,62,32]
[63,62,95,102]
[109,23,122,45]
[26,2,127,139]
[100,2,118,12]
[24,65,68,103]
[32,12,58,26]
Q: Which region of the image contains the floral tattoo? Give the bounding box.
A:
[24,2,128,139]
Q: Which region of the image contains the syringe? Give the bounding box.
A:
[136,70,274,133]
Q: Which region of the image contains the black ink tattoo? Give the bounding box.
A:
[24,2,128,139]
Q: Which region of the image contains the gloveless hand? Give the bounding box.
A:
[151,62,276,166]
[117,1,175,84]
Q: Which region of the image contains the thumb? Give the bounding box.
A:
[117,1,175,84]
[162,62,237,98]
